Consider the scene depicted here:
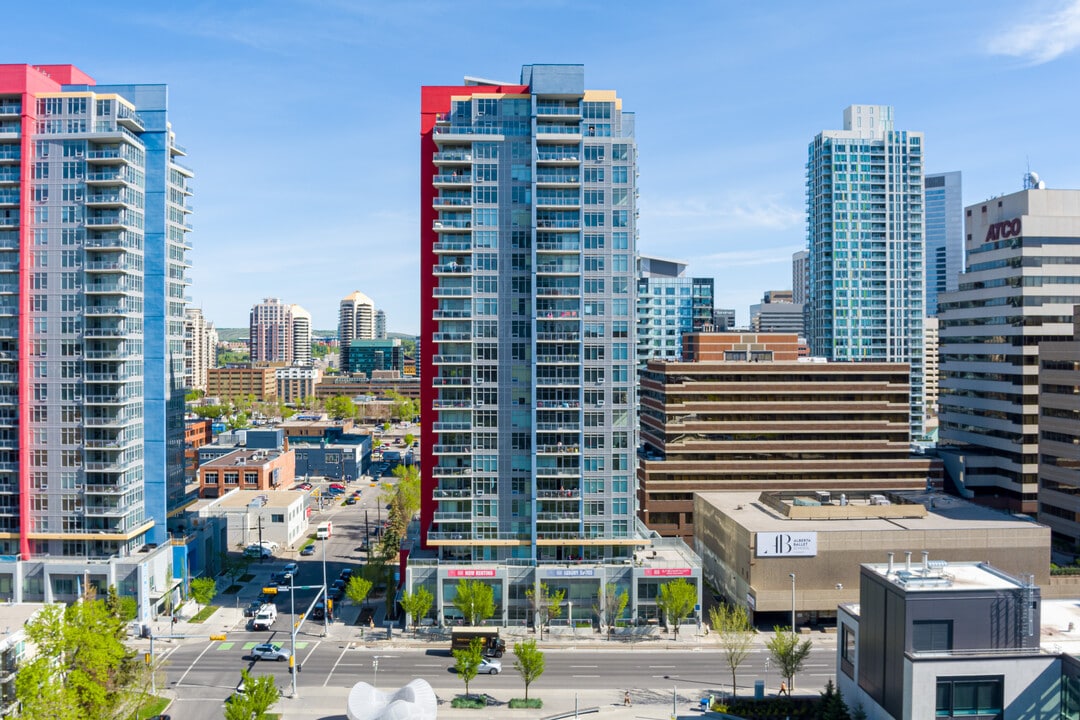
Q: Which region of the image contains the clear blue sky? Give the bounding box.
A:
[7,1,1080,332]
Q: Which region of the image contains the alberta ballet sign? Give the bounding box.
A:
[757,532,818,557]
[985,218,1022,242]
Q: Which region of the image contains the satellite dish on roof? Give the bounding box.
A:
[1024,171,1046,190]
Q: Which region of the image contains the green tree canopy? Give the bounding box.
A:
[224,669,281,720]
[325,395,356,420]
[709,603,756,696]
[400,586,434,631]
[526,583,565,639]
[594,583,629,636]
[512,638,545,701]
[656,579,698,639]
[16,599,145,720]
[190,576,218,607]
[452,579,496,626]
[193,404,227,420]
[766,626,813,692]
[453,637,484,698]
[345,575,373,608]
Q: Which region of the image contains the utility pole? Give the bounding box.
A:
[290,573,297,698]
[322,532,329,636]
[258,515,265,563]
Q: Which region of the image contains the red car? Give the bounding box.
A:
[329,483,346,491]
[296,482,313,491]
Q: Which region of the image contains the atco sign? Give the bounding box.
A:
[756,532,818,557]
[985,218,1022,243]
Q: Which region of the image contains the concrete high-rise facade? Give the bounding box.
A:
[290,304,311,366]
[184,308,218,392]
[924,171,963,317]
[806,105,926,439]
[249,298,293,364]
[792,249,809,305]
[750,290,804,334]
[0,65,191,607]
[374,309,386,340]
[939,188,1080,513]
[636,255,713,364]
[338,290,374,348]
[412,66,699,626]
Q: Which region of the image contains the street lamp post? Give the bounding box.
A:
[789,573,796,635]
[322,532,329,636]
[372,656,379,690]
[290,573,298,698]
[568,600,573,632]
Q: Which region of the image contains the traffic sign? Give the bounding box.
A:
[262,587,278,595]
[209,634,227,641]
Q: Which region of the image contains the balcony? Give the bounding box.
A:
[537,512,581,522]
[431,467,474,478]
[0,102,19,116]
[84,481,138,495]
[537,444,579,454]
[433,219,472,232]
[85,191,134,208]
[83,416,130,427]
[0,148,19,162]
[85,282,134,295]
[537,421,581,432]
[84,458,135,472]
[536,354,580,364]
[85,213,133,229]
[0,193,18,207]
[432,151,472,164]
[85,170,132,186]
[84,305,131,317]
[83,505,130,516]
[430,444,471,455]
[432,354,471,364]
[536,196,580,209]
[84,393,135,405]
[432,308,472,320]
[85,259,135,273]
[431,400,476,409]
[432,240,473,253]
[535,219,579,230]
[0,171,18,184]
[536,105,581,118]
[433,197,472,210]
[86,148,132,165]
[535,173,579,185]
[431,421,472,431]
[536,152,580,163]
[432,174,473,186]
[536,331,581,341]
[433,511,475,522]
[115,105,145,132]
[432,286,472,298]
[431,331,472,342]
[432,377,472,387]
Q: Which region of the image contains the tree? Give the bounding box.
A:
[385,390,419,421]
[190,576,218,607]
[325,395,356,420]
[512,639,545,701]
[818,679,851,720]
[400,587,434,631]
[593,583,629,638]
[16,599,145,720]
[403,432,416,446]
[105,585,137,623]
[221,552,252,585]
[224,669,281,720]
[185,388,205,402]
[389,464,421,520]
[193,404,227,420]
[345,575,373,608]
[525,583,565,639]
[453,637,484,698]
[227,411,250,430]
[656,579,697,639]
[452,579,495,626]
[709,603,756,697]
[766,626,813,692]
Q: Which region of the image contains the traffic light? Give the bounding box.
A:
[261,587,278,595]
[144,652,151,665]
[209,634,227,641]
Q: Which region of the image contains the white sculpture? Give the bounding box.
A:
[346,678,438,720]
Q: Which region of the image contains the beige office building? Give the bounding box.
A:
[693,489,1050,625]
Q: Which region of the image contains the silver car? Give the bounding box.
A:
[250,643,289,662]
[479,657,502,675]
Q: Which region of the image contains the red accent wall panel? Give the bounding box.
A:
[0,64,94,558]
[418,84,528,549]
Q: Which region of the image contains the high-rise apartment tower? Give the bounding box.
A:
[924,171,963,316]
[249,298,293,364]
[0,65,192,568]
[339,290,374,349]
[806,105,926,438]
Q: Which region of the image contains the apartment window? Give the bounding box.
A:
[841,624,856,678]
[613,232,629,249]
[612,210,629,227]
[223,472,239,485]
[584,167,604,183]
[584,190,604,205]
[913,620,953,652]
[935,676,1003,718]
[204,472,218,485]
[584,212,605,227]
[584,233,604,249]
[243,472,258,485]
[271,514,284,523]
[612,166,628,183]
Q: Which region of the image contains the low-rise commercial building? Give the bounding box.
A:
[315,373,421,402]
[276,365,322,404]
[639,354,938,540]
[694,490,1050,625]
[197,448,295,499]
[195,489,309,550]
[184,417,213,482]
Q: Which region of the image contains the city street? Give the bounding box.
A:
[159,640,838,720]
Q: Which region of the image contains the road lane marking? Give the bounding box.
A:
[570,665,598,668]
[324,644,350,687]
[175,642,217,687]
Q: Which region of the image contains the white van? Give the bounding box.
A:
[316,521,332,540]
[252,604,277,631]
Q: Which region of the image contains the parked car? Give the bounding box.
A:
[478,658,502,675]
[250,643,289,661]
[244,544,272,559]
[244,600,263,617]
[299,482,313,491]
[326,487,345,496]
[339,568,353,581]
[300,545,316,556]
[282,562,298,578]
[329,483,346,491]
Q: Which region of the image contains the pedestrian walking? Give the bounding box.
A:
[624,690,632,706]
[779,680,789,697]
